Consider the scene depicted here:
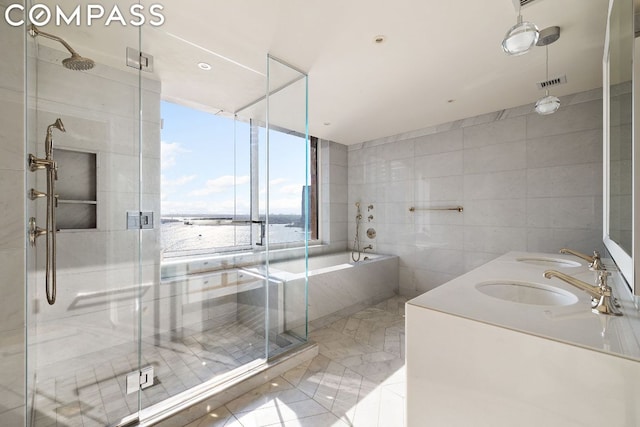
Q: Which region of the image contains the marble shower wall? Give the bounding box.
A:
[0,3,26,424]
[319,139,349,252]
[26,42,163,379]
[348,89,604,296]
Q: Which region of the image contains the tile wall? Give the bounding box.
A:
[27,41,163,342]
[319,140,349,251]
[0,3,26,424]
[348,89,605,296]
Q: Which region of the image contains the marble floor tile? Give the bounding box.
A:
[183,406,242,427]
[31,295,408,426]
[187,295,408,427]
[28,319,302,427]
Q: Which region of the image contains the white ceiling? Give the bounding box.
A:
[42,0,610,145]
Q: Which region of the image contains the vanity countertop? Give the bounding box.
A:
[408,251,640,362]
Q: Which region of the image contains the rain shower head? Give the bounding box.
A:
[62,53,95,71]
[30,26,95,71]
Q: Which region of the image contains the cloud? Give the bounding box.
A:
[161,174,197,188]
[269,178,287,186]
[268,197,302,214]
[189,175,250,196]
[278,184,304,195]
[161,141,190,170]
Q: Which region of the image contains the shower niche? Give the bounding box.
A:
[53,148,97,229]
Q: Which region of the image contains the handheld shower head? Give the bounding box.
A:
[49,118,65,133]
[45,119,65,158]
[30,26,95,71]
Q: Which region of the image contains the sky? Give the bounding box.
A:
[160,100,308,216]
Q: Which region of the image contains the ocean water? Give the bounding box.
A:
[161,221,306,253]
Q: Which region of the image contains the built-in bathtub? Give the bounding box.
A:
[268,252,399,332]
[161,251,399,337]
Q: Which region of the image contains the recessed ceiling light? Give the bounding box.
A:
[198,62,212,71]
[373,35,386,44]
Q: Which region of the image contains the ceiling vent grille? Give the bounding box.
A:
[536,75,567,90]
[513,0,539,10]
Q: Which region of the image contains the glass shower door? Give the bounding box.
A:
[134,22,274,420]
[25,22,146,426]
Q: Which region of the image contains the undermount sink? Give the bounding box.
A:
[515,257,582,268]
[475,281,579,306]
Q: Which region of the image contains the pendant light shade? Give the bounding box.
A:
[535,92,561,115]
[535,28,561,115]
[502,14,539,56]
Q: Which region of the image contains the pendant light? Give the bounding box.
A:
[501,2,539,56]
[535,27,561,115]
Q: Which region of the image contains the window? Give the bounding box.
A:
[160,101,316,257]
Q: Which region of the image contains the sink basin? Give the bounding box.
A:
[515,257,581,268]
[475,281,578,306]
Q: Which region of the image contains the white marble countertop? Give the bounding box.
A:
[408,251,640,362]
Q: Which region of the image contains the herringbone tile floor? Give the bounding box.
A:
[185,295,408,427]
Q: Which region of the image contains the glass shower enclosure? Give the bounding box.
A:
[23,8,309,426]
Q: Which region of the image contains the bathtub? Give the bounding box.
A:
[268,252,399,331]
[161,251,399,337]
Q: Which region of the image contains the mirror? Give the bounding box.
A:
[603,0,637,295]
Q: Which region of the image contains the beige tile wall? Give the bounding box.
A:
[0,5,25,424]
[348,89,604,296]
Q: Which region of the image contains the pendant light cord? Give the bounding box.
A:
[545,45,550,96]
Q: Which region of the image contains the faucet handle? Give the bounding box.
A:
[596,270,611,287]
[592,271,622,316]
[589,251,604,271]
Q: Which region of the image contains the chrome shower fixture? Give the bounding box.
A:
[30,25,95,71]
[352,202,363,262]
[29,118,66,305]
[46,118,65,158]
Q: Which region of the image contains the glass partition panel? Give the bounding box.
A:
[266,56,309,353]
[25,20,144,426]
[137,14,276,421]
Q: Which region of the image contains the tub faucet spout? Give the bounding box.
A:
[543,270,622,316]
[559,248,604,271]
[363,244,373,252]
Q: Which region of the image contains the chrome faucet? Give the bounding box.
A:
[543,270,622,316]
[559,248,604,271]
[363,244,373,252]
